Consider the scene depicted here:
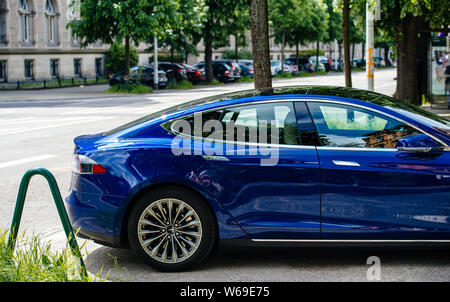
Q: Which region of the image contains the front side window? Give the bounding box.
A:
[307,102,423,149]
[173,102,300,145]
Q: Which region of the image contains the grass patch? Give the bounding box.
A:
[105,83,153,94]
[0,229,101,282]
[168,80,195,90]
[237,76,254,83]
[202,79,224,86]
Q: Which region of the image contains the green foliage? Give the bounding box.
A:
[222,49,253,60]
[168,80,195,89]
[106,83,153,94]
[269,0,328,47]
[0,230,98,282]
[106,43,139,74]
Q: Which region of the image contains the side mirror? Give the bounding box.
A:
[396,134,442,153]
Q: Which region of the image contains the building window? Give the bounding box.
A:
[0,60,6,82]
[95,58,103,76]
[24,60,34,80]
[50,59,59,78]
[0,0,7,44]
[73,58,82,77]
[19,0,33,45]
[45,0,58,45]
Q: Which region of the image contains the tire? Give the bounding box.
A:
[127,186,216,272]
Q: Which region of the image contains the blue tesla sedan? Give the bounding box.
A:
[65,86,450,271]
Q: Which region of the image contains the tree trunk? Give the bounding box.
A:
[124,36,130,82]
[296,43,299,70]
[171,48,176,85]
[383,46,390,66]
[315,41,320,70]
[204,2,214,83]
[342,0,352,87]
[250,0,272,89]
[395,14,420,105]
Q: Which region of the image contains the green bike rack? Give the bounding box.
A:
[7,168,87,277]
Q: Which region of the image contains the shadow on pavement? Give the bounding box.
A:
[85,244,450,282]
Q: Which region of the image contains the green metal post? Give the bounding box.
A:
[7,168,87,277]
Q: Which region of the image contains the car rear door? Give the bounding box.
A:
[306,100,450,240]
[173,101,321,239]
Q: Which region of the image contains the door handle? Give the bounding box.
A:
[332,160,360,167]
[202,155,230,162]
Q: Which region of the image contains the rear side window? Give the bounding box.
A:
[168,102,300,145]
[307,102,422,148]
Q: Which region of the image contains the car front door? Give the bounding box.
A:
[307,100,450,240]
[172,101,321,239]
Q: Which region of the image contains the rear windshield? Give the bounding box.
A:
[103,103,190,136]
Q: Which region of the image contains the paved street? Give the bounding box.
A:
[1,68,449,282]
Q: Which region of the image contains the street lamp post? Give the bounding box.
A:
[366,1,375,91]
[154,35,159,90]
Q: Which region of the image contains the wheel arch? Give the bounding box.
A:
[118,181,220,247]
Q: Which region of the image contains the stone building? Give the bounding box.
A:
[0,0,110,82]
[0,0,367,83]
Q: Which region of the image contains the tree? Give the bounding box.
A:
[201,0,249,82]
[68,0,178,80]
[376,0,449,104]
[106,43,139,74]
[269,0,328,70]
[250,0,272,89]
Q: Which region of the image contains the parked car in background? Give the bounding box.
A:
[351,58,366,68]
[238,60,254,77]
[108,66,168,88]
[213,59,241,78]
[153,62,187,83]
[66,86,450,272]
[309,56,332,72]
[270,60,282,76]
[181,64,204,84]
[194,62,239,82]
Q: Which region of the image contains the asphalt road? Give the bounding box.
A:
[1,68,449,282]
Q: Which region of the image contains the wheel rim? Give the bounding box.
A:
[137,198,203,264]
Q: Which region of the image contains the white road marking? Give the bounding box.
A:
[0,116,116,136]
[0,154,57,169]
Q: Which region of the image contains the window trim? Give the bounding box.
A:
[164,100,313,150]
[162,98,448,150]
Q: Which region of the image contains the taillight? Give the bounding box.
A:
[248,68,253,72]
[72,154,106,174]
[224,71,231,75]
[177,69,183,73]
[195,70,201,76]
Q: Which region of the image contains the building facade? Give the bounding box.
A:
[0,0,369,83]
[0,0,110,82]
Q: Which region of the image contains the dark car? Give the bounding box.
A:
[212,59,241,79]
[284,57,313,73]
[238,60,254,77]
[194,62,239,82]
[66,86,450,272]
[139,66,168,88]
[155,62,187,83]
[182,64,204,84]
[108,66,168,88]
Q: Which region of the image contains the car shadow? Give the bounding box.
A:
[85,244,450,282]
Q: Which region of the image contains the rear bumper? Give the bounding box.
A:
[65,190,126,248]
